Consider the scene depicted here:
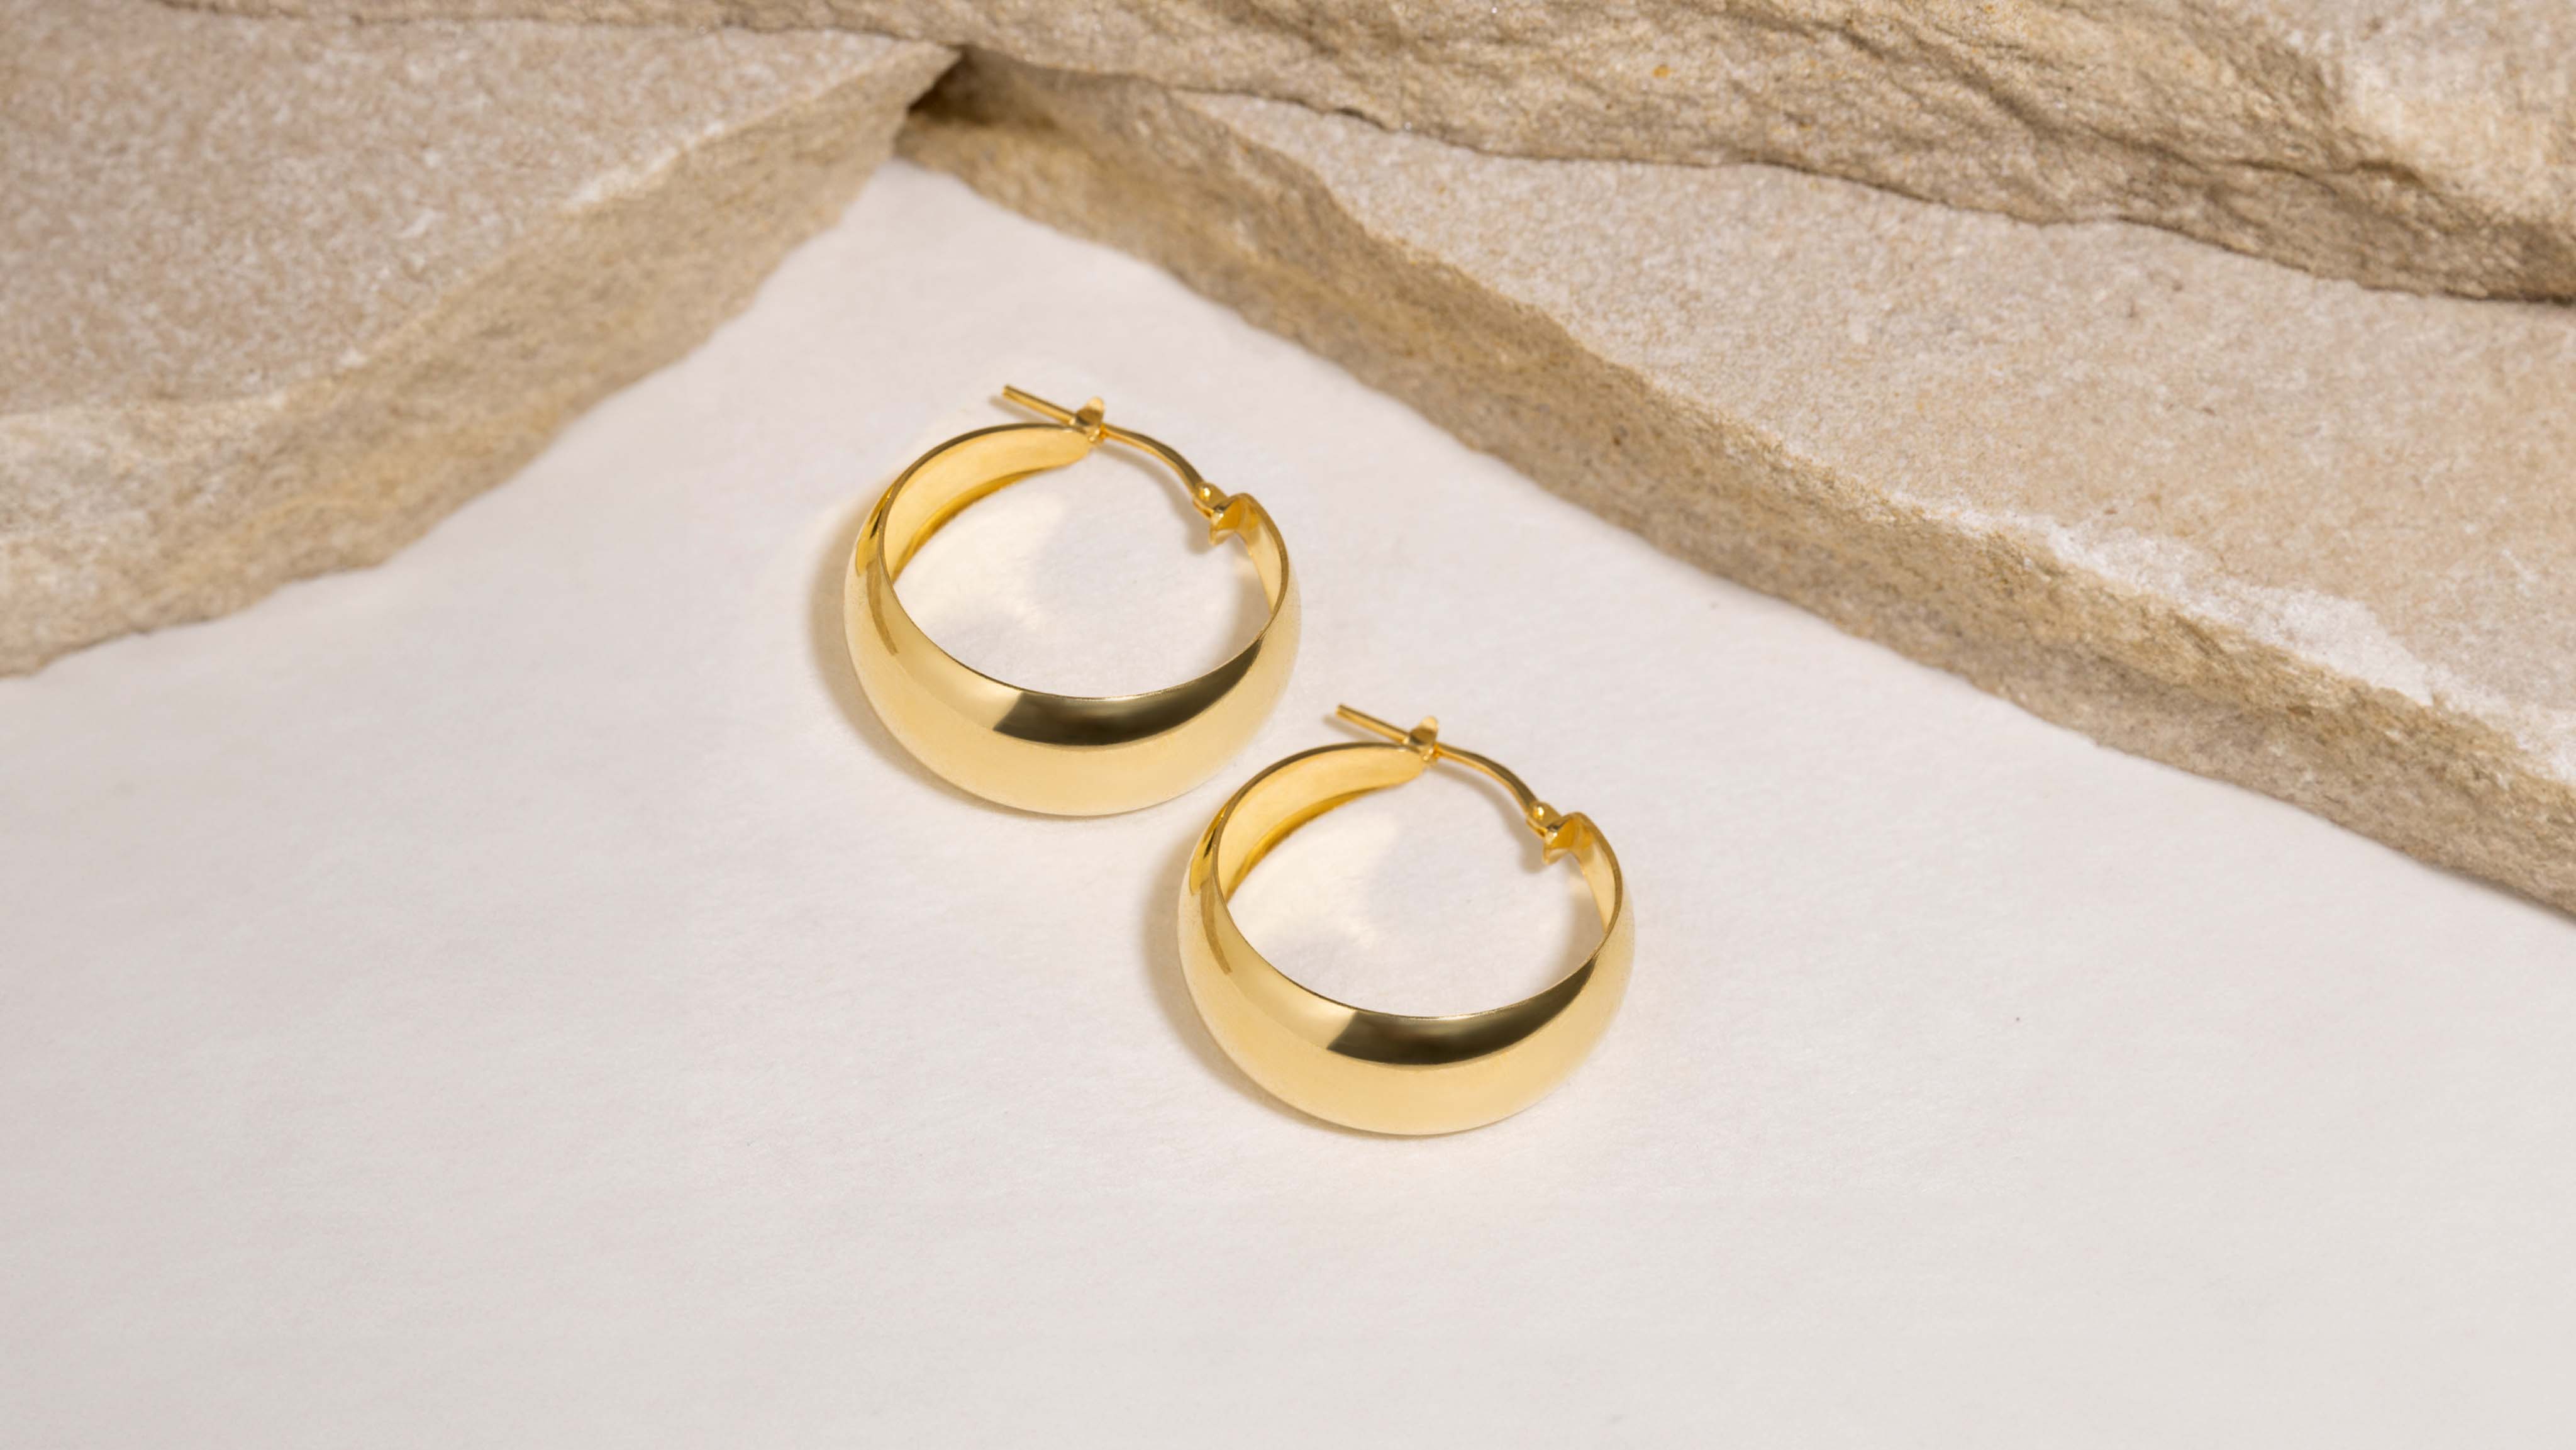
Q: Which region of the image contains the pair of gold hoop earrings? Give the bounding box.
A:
[842,388,1633,1135]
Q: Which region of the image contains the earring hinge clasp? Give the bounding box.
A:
[1335,705,1568,840]
[1001,385,1233,523]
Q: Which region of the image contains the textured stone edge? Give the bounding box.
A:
[0,38,955,676]
[900,54,2576,916]
[162,0,2576,303]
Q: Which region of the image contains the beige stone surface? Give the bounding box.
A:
[904,54,2576,913]
[0,1,950,674]
[172,0,2576,302]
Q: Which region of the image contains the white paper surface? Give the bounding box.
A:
[4,164,2573,1446]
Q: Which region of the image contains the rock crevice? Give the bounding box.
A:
[169,0,2576,301]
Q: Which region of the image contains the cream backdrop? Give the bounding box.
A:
[5,164,2573,1446]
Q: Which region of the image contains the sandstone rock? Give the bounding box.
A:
[0,1,950,674]
[904,55,2576,915]
[170,0,2576,302]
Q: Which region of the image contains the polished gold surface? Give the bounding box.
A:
[844,389,1298,815]
[1178,707,1635,1135]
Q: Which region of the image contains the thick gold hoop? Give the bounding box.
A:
[1177,707,1635,1135]
[844,389,1299,815]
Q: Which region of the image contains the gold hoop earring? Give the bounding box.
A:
[844,388,1299,815]
[1177,706,1635,1135]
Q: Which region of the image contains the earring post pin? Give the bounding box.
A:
[1333,705,1565,839]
